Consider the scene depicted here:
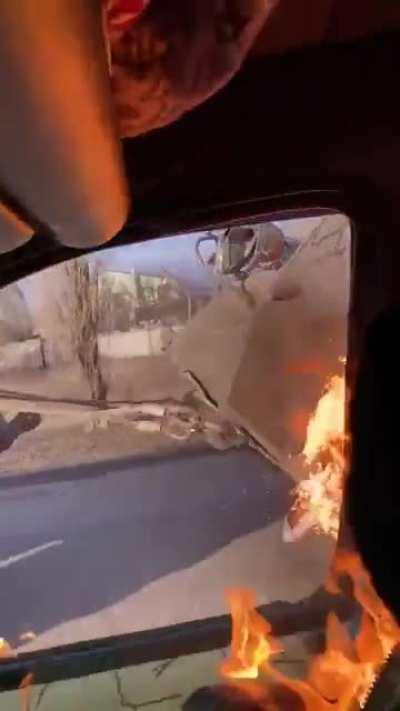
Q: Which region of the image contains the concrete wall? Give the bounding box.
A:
[0,326,185,372]
[99,326,180,359]
[0,337,44,371]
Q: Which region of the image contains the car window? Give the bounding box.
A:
[0,214,350,672]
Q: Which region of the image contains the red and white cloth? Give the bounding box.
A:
[106,0,148,40]
[103,0,272,137]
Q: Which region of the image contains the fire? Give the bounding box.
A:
[221,552,400,709]
[328,551,400,662]
[19,673,34,711]
[0,638,14,658]
[220,590,282,680]
[221,363,400,707]
[0,640,34,711]
[303,375,345,464]
[286,375,346,540]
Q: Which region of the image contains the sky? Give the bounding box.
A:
[91,231,218,297]
[90,218,319,296]
[17,217,323,308]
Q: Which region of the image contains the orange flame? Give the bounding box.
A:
[0,638,14,659]
[19,673,34,711]
[303,376,345,464]
[287,375,346,540]
[221,551,400,709]
[328,550,400,662]
[221,590,282,680]
[221,363,400,707]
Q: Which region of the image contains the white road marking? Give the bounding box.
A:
[0,540,63,569]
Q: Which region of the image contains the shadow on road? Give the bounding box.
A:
[0,411,41,456]
[0,449,293,646]
[0,444,247,489]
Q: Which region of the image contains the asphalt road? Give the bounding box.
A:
[0,447,294,646]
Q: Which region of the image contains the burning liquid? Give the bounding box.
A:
[286,375,346,541]
[0,638,13,658]
[220,367,400,708]
[19,673,34,711]
[221,590,282,680]
[221,552,400,709]
[303,375,345,464]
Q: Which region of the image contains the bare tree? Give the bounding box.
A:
[65,258,108,402]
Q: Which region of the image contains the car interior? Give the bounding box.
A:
[0,2,400,710]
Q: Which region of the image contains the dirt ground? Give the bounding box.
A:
[0,353,189,404]
[0,418,203,476]
[0,350,198,476]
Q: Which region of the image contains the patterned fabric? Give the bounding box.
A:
[104,0,274,137]
[106,0,148,38]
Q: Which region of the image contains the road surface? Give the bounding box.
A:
[0,447,332,650]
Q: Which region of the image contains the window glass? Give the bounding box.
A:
[0,214,350,668]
